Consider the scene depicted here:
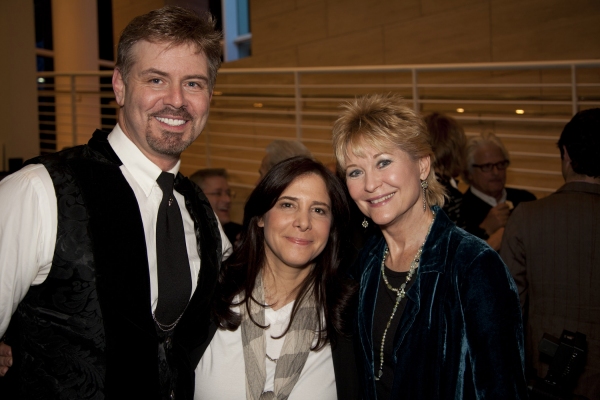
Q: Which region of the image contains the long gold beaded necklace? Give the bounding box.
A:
[375,212,435,381]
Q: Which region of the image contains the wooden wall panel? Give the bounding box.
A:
[510,154,562,173]
[491,0,600,62]
[223,47,300,68]
[230,0,600,69]
[251,3,329,54]
[326,0,420,37]
[506,170,564,192]
[250,0,296,21]
[297,27,385,66]
[420,0,483,16]
[384,3,491,64]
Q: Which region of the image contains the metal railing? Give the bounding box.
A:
[37,59,600,197]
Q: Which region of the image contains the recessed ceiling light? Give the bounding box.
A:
[456,108,464,113]
[254,103,263,108]
[37,77,45,83]
[516,109,525,114]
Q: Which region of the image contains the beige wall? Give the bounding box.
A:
[0,1,39,170]
[226,0,600,68]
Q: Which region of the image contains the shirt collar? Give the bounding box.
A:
[107,124,181,197]
[470,186,507,207]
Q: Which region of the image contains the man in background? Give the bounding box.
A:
[0,7,231,399]
[461,132,536,250]
[501,108,600,399]
[258,140,312,181]
[190,168,242,245]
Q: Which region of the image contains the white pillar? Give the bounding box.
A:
[52,0,100,149]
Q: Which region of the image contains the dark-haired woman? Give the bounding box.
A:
[195,157,358,400]
[332,94,527,399]
[423,112,467,228]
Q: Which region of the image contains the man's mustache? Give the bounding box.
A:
[150,108,193,120]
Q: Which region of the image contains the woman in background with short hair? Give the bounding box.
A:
[424,112,467,228]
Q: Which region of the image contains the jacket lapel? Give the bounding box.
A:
[358,237,385,366]
[392,208,447,358]
[79,131,156,336]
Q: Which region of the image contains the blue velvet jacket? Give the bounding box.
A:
[354,207,527,399]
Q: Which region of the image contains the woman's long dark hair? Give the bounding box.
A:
[213,156,355,349]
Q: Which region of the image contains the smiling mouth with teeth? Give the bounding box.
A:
[370,192,395,204]
[156,116,187,126]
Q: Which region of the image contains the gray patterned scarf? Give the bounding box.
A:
[241,273,317,400]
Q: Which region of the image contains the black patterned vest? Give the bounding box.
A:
[6,130,222,400]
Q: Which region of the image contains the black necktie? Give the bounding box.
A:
[154,171,192,328]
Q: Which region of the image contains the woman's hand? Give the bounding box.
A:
[0,341,12,377]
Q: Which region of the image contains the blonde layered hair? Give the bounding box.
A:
[332,93,445,207]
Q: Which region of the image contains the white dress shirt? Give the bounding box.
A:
[470,186,507,207]
[195,300,337,400]
[0,125,232,337]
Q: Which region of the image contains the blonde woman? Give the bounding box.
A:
[332,94,526,399]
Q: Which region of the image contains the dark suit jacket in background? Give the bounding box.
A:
[462,186,536,239]
[500,182,600,400]
[223,221,242,245]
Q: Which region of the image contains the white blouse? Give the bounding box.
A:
[194,301,337,399]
